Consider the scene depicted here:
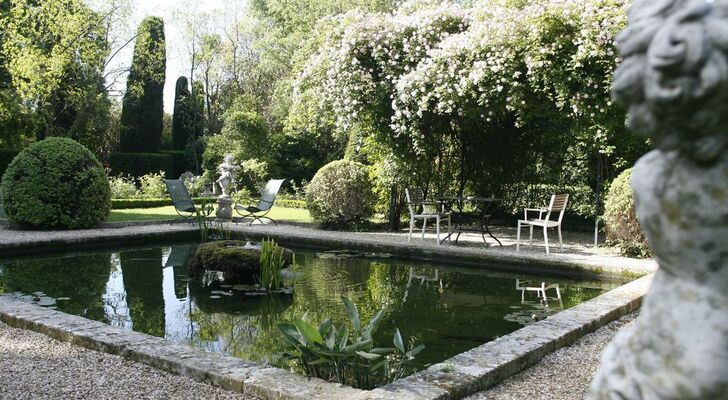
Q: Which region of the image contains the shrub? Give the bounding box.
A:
[0,137,111,229]
[0,149,20,178]
[109,175,139,199]
[138,171,168,199]
[306,160,375,229]
[603,168,651,258]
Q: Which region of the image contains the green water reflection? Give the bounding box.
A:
[0,244,618,370]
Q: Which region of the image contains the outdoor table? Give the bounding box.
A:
[437,196,503,247]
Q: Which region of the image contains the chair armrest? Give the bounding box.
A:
[524,207,547,220]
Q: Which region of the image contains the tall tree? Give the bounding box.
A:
[0,0,111,151]
[172,76,192,151]
[119,16,166,153]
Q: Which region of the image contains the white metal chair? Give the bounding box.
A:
[405,188,451,246]
[516,194,569,254]
[516,279,562,302]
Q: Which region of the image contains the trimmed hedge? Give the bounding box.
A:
[108,152,173,178]
[275,198,307,209]
[160,150,189,178]
[306,160,375,229]
[1,138,111,229]
[0,149,20,179]
[604,169,651,258]
[111,197,208,209]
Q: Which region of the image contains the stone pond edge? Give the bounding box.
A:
[0,274,652,400]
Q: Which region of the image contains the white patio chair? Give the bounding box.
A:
[405,188,451,246]
[516,194,569,254]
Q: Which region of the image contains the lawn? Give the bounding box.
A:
[109,206,313,224]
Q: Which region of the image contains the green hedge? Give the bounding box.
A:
[108,153,173,178]
[112,197,208,209]
[501,183,596,220]
[275,198,307,209]
[0,149,20,179]
[160,150,189,178]
[112,197,308,210]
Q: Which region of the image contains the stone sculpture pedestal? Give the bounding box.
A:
[215,195,233,222]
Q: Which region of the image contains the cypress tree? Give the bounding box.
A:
[120,16,166,153]
[171,76,192,150]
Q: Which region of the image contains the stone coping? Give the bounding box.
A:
[0,222,656,279]
[0,274,652,399]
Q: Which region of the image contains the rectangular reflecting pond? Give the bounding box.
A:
[0,243,621,371]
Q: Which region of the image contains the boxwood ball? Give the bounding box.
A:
[0,137,111,229]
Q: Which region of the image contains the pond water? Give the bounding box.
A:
[0,243,619,370]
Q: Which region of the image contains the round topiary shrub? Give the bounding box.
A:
[0,137,111,229]
[603,168,651,258]
[306,160,375,229]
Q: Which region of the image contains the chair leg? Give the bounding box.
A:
[448,215,452,242]
[558,226,563,251]
[516,221,522,252]
[529,225,534,246]
[408,218,414,242]
[422,218,427,239]
[436,216,441,246]
[543,226,550,254]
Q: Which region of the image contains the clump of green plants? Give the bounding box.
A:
[305,160,375,230]
[259,239,286,290]
[603,168,652,258]
[0,137,110,229]
[277,297,424,389]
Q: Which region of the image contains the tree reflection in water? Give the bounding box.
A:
[0,244,620,372]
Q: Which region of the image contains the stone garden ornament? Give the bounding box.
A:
[215,154,238,221]
[589,0,728,398]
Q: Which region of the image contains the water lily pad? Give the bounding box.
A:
[221,292,234,296]
[219,284,233,288]
[209,295,222,299]
[210,290,226,295]
[232,284,258,291]
[32,291,46,296]
[56,297,71,301]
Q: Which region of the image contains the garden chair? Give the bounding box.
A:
[405,188,451,246]
[234,179,285,225]
[516,194,569,254]
[164,179,206,223]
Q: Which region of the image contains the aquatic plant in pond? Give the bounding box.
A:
[277,296,423,390]
[259,239,286,290]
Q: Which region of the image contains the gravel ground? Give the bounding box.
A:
[0,321,258,400]
[466,312,638,400]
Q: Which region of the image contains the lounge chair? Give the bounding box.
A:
[164,179,210,223]
[405,188,451,246]
[516,194,569,254]
[234,179,285,225]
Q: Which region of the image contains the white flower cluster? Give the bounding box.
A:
[291,0,628,155]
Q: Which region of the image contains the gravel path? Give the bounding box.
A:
[466,312,638,400]
[0,321,258,400]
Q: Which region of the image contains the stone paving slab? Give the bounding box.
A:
[0,274,652,400]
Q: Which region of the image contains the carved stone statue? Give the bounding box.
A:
[215,154,238,221]
[216,154,237,197]
[590,1,728,398]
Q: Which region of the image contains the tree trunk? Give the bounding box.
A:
[388,185,400,232]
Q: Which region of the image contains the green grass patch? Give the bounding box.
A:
[108,205,313,224]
